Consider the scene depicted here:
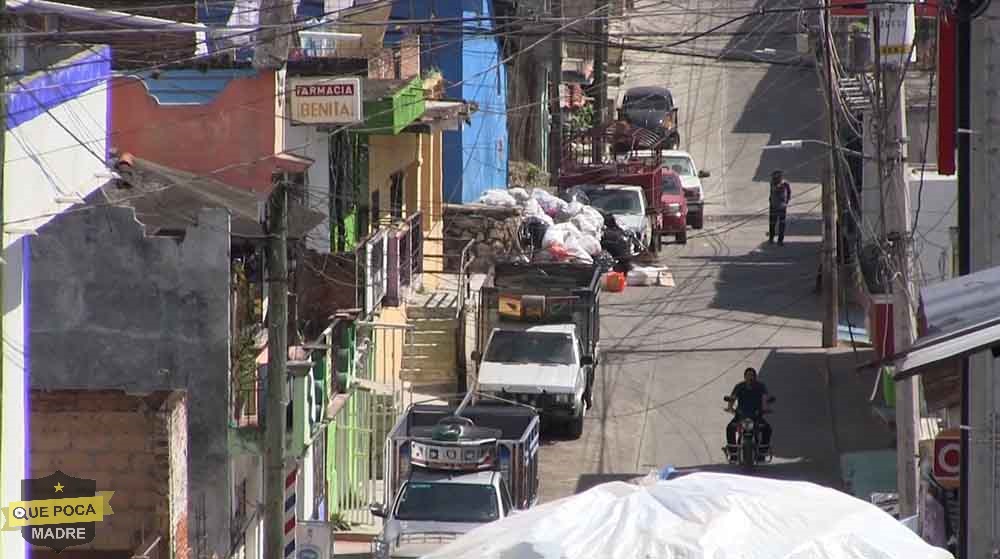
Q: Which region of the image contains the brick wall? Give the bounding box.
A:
[30,390,187,555]
[400,35,421,80]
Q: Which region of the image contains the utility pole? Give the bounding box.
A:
[820,0,840,349]
[253,0,295,70]
[548,0,563,185]
[264,182,289,559]
[591,0,608,160]
[955,0,972,552]
[965,0,1000,552]
[871,4,919,518]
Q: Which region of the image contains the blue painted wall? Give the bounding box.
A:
[387,0,509,203]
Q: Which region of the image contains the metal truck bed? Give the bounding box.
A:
[385,404,541,510]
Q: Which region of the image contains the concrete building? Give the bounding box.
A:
[28,155,327,558]
[387,0,509,202]
[29,191,230,557]
[1,45,112,559]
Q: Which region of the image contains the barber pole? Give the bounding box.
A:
[284,466,298,558]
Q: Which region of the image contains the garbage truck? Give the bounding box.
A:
[472,261,602,438]
[370,395,541,559]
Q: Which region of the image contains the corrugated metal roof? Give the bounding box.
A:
[105,157,324,239]
[890,265,1000,379]
[136,69,259,105]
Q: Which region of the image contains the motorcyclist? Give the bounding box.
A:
[725,367,773,457]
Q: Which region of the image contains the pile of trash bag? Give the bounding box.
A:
[477,187,608,265]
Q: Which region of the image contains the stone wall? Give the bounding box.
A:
[443,204,524,273]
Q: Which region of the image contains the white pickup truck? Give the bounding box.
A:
[476,324,594,438]
[371,403,540,559]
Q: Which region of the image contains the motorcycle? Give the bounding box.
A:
[722,395,776,468]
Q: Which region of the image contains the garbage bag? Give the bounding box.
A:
[522,217,550,250]
[558,200,586,221]
[532,188,568,217]
[602,228,633,260]
[579,233,602,256]
[478,189,517,207]
[522,198,555,226]
[572,206,605,236]
[508,187,531,203]
[548,243,570,261]
[542,222,583,249]
[627,265,670,286]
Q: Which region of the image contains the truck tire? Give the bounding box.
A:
[692,212,704,230]
[676,230,688,245]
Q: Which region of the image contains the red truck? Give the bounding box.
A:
[558,123,688,251]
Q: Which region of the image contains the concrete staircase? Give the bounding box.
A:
[401,290,461,389]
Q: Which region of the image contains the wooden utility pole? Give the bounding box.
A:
[821,0,840,349]
[264,182,289,559]
[591,0,608,160]
[548,0,563,184]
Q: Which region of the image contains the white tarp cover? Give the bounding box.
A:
[420,473,954,559]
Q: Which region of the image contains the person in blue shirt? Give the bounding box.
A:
[725,368,773,452]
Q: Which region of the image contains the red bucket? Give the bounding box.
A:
[604,271,627,292]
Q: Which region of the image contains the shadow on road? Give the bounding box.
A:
[671,232,823,323]
[720,0,827,184]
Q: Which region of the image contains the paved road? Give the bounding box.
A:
[538,0,891,501]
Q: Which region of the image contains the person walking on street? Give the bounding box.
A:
[768,170,791,245]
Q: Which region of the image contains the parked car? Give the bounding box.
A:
[573,185,650,249]
[619,86,680,150]
[660,169,688,245]
[662,150,710,230]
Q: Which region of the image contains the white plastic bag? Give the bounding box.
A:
[558,200,585,221]
[542,222,583,249]
[508,187,531,203]
[522,197,555,226]
[572,206,605,236]
[579,233,602,256]
[532,188,568,217]
[478,189,517,207]
[627,265,672,286]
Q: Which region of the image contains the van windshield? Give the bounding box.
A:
[395,482,499,523]
[485,331,576,365]
[664,156,694,176]
[587,189,644,214]
[625,94,670,111]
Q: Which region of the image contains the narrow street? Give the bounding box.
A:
[539,0,890,501]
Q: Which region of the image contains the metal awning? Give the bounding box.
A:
[877,266,1000,381]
